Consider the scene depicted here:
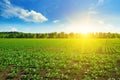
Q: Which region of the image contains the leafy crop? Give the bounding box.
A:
[0,39,120,80]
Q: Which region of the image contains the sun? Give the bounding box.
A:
[64,12,112,33]
[80,28,91,34]
[65,21,95,34]
[64,16,96,33]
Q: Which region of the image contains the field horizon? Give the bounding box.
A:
[0,31,120,39]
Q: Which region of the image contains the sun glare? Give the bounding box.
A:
[64,16,97,34]
[80,27,91,34]
[65,20,95,34]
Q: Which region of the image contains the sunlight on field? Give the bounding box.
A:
[0,39,120,79]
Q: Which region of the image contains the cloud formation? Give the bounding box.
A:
[88,0,105,15]
[64,0,117,33]
[86,0,117,32]
[97,0,105,6]
[0,0,48,23]
[53,20,59,23]
[10,27,18,31]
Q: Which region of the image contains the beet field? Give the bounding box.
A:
[0,39,120,80]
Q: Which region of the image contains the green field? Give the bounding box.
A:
[0,39,120,80]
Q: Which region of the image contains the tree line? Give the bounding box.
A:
[0,32,120,38]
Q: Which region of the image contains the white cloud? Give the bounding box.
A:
[0,0,48,23]
[88,10,98,15]
[107,24,113,27]
[98,20,104,24]
[10,27,18,31]
[88,0,105,16]
[97,0,105,6]
[4,0,10,5]
[104,24,115,32]
[86,0,117,32]
[53,20,59,23]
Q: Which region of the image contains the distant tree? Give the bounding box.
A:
[0,32,120,38]
[48,32,57,38]
[69,32,74,38]
[58,32,66,38]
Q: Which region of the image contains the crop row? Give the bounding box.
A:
[0,39,120,80]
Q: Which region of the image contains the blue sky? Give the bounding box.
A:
[0,0,120,33]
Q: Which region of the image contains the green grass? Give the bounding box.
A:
[0,39,120,80]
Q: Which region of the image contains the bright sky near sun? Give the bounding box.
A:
[0,0,120,33]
